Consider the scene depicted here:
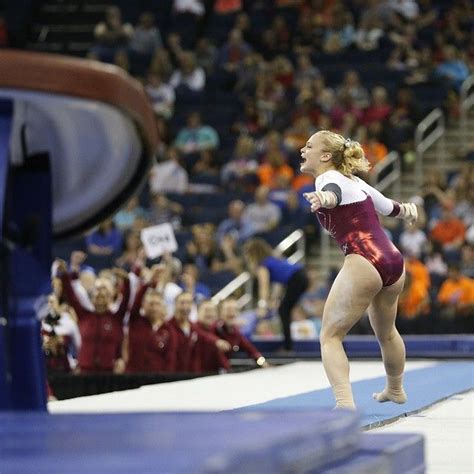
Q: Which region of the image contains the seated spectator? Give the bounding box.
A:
[195,37,217,75]
[290,266,326,336]
[218,28,252,73]
[294,54,321,89]
[284,116,315,153]
[363,86,392,126]
[192,150,220,177]
[221,134,259,190]
[179,263,212,316]
[216,200,255,244]
[167,292,229,373]
[126,284,177,373]
[56,260,130,373]
[405,255,431,292]
[149,147,188,195]
[322,6,355,54]
[242,185,282,234]
[257,151,294,190]
[115,231,145,271]
[215,298,268,367]
[418,168,450,221]
[146,71,175,119]
[231,100,265,137]
[430,206,466,255]
[337,70,369,109]
[399,222,428,260]
[86,219,123,257]
[438,264,474,330]
[397,270,430,334]
[129,12,162,57]
[170,51,206,92]
[435,46,471,91]
[460,244,474,279]
[360,126,388,169]
[41,294,81,374]
[174,112,219,155]
[149,193,183,230]
[114,196,148,231]
[355,15,384,51]
[90,6,133,62]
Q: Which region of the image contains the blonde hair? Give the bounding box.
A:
[318,130,370,175]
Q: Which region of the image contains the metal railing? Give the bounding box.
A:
[211,229,306,309]
[370,151,401,200]
[414,107,446,183]
[460,74,474,134]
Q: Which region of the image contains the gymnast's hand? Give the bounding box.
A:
[397,203,418,224]
[304,191,338,212]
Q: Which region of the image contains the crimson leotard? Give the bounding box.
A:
[315,170,404,287]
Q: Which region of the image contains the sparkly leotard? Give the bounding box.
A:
[315,170,404,287]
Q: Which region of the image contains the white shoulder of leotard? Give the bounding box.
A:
[315,170,346,191]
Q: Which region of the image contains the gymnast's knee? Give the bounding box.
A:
[377,327,399,345]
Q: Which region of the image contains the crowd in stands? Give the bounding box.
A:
[23,0,472,375]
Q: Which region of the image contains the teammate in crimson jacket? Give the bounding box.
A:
[126,284,178,373]
[57,260,130,373]
[167,292,230,373]
[215,298,269,368]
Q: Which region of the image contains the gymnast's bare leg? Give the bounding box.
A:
[320,254,383,409]
[369,271,407,404]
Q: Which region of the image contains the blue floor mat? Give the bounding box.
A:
[239,361,474,428]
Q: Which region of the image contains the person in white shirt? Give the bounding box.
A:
[149,147,189,194]
[170,52,206,92]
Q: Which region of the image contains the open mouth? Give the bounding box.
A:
[300,155,307,166]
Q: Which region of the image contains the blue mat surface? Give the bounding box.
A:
[240,361,474,428]
[0,410,360,473]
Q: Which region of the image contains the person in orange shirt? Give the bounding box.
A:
[430,207,466,250]
[398,270,430,334]
[438,264,474,323]
[404,256,430,292]
[257,151,294,189]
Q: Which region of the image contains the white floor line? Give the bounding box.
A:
[49,360,433,413]
[373,391,474,474]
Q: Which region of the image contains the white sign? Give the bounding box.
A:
[141,223,178,259]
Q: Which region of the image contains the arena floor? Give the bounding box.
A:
[48,360,474,473]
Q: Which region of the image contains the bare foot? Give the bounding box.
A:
[372,388,407,404]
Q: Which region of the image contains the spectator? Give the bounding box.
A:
[437,264,474,331]
[363,86,392,126]
[149,193,183,229]
[399,222,428,259]
[170,51,206,92]
[129,12,162,57]
[215,298,268,367]
[322,6,355,54]
[216,200,254,244]
[195,37,217,75]
[86,219,123,257]
[294,54,320,89]
[221,134,259,190]
[218,28,252,73]
[90,6,133,62]
[148,262,183,318]
[149,147,189,195]
[126,285,177,373]
[57,261,130,373]
[430,206,466,255]
[435,46,470,91]
[41,294,81,374]
[115,231,145,271]
[242,186,282,234]
[397,270,430,334]
[146,71,175,119]
[174,112,219,155]
[179,263,211,318]
[257,150,294,190]
[355,15,384,51]
[460,244,474,279]
[114,196,148,231]
[337,70,370,109]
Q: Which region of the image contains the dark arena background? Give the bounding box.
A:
[0,1,473,472]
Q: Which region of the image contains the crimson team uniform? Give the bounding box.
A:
[213,320,263,363]
[168,318,230,373]
[315,170,404,286]
[60,273,130,372]
[126,285,178,373]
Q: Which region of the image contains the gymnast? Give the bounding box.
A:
[301,130,418,409]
